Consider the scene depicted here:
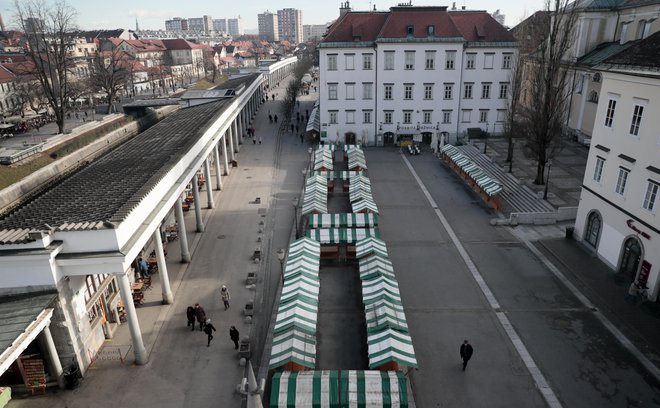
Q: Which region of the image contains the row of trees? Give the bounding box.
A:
[281,59,314,124]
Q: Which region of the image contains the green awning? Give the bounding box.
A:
[281,275,320,304]
[307,213,379,228]
[309,171,366,180]
[355,237,389,259]
[269,328,317,370]
[367,328,417,369]
[359,255,395,281]
[364,298,409,333]
[362,275,400,304]
[270,371,339,408]
[275,296,319,335]
[351,199,379,214]
[349,190,374,204]
[306,228,380,244]
[340,371,409,407]
[302,197,328,215]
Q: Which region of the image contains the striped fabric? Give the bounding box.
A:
[355,237,389,259]
[270,371,340,408]
[275,296,319,335]
[367,328,418,369]
[364,298,409,333]
[306,228,380,244]
[307,213,379,229]
[340,371,409,408]
[309,170,366,180]
[351,199,379,215]
[358,255,395,281]
[269,328,317,370]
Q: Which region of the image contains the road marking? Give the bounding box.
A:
[401,154,563,408]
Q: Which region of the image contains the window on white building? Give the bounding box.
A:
[328,54,337,70]
[629,104,644,136]
[484,53,494,69]
[482,83,491,99]
[403,111,412,124]
[405,51,415,70]
[384,111,393,124]
[442,110,452,124]
[329,111,338,124]
[346,83,355,100]
[425,51,435,69]
[479,110,488,123]
[424,84,433,100]
[445,51,455,70]
[423,111,432,123]
[404,84,413,100]
[444,84,453,100]
[345,54,355,70]
[363,83,373,100]
[461,110,472,122]
[363,110,372,124]
[346,110,355,123]
[384,52,395,70]
[464,83,473,99]
[502,53,512,69]
[604,99,616,127]
[363,54,373,70]
[593,157,605,182]
[499,83,509,99]
[643,180,659,212]
[496,109,506,122]
[466,53,476,69]
[384,84,393,100]
[328,83,338,100]
[615,167,629,195]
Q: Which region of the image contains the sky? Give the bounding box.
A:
[2,1,548,32]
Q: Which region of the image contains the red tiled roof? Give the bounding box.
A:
[448,11,515,42]
[0,65,16,83]
[379,7,463,38]
[323,12,389,42]
[161,39,196,50]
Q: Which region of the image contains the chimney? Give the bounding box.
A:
[340,1,351,18]
[0,14,5,32]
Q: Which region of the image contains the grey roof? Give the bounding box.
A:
[601,30,660,70]
[571,0,660,9]
[0,99,234,233]
[0,291,57,356]
[213,73,261,91]
[577,41,635,67]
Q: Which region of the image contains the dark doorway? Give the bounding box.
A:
[383,132,394,146]
[619,237,642,282]
[345,132,356,145]
[422,132,433,145]
[584,211,601,248]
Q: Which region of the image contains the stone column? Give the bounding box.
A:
[117,273,147,365]
[153,228,173,304]
[192,174,204,232]
[40,325,64,389]
[222,134,230,175]
[232,120,240,153]
[204,159,214,209]
[214,143,223,190]
[237,111,245,144]
[174,197,191,262]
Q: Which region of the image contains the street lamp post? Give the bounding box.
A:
[276,248,286,283]
[483,122,489,154]
[509,142,514,173]
[543,160,552,200]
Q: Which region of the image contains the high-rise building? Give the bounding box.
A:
[277,8,303,44]
[303,24,329,42]
[227,16,243,37]
[258,11,279,42]
[165,17,188,31]
[213,18,227,33]
[187,15,213,33]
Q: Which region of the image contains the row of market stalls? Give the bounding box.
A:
[440,144,504,209]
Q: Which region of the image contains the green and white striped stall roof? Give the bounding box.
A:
[275,296,319,336]
[344,144,363,151]
[359,255,395,281]
[269,328,317,370]
[309,170,366,180]
[351,200,379,215]
[270,371,339,408]
[361,275,401,304]
[306,228,380,244]
[355,238,389,259]
[367,328,417,369]
[281,276,320,304]
[306,174,328,187]
[302,198,328,216]
[364,298,409,334]
[349,190,374,204]
[307,214,379,229]
[340,371,409,408]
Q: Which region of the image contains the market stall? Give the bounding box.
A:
[269,328,317,371]
[306,228,380,244]
[367,328,417,370]
[359,255,395,280]
[307,213,379,229]
[270,371,339,408]
[355,237,389,259]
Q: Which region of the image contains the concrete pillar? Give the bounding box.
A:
[192,174,204,232]
[214,143,223,190]
[117,273,148,365]
[153,228,173,304]
[174,197,191,262]
[238,111,245,143]
[232,119,240,152]
[228,126,236,159]
[222,135,230,175]
[576,75,590,132]
[40,325,64,389]
[204,158,214,209]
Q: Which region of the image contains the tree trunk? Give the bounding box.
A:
[506,137,513,162]
[534,161,545,185]
[106,94,114,114]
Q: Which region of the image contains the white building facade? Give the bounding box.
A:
[574,35,660,301]
[227,17,243,37]
[318,6,517,146]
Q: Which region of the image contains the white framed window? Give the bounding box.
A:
[496,109,506,122]
[445,51,455,69]
[484,53,494,69]
[362,83,373,100]
[328,83,338,100]
[345,83,355,100]
[502,53,512,69]
[345,54,355,70]
[629,104,644,136]
[499,83,509,99]
[425,51,435,69]
[466,53,476,69]
[384,84,393,100]
[403,111,412,124]
[346,110,355,124]
[404,84,413,100]
[424,84,433,100]
[363,110,372,124]
[363,54,372,70]
[405,51,415,70]
[384,111,393,124]
[604,99,616,127]
[423,111,432,123]
[328,54,337,70]
[442,110,452,124]
[329,111,338,124]
[479,110,488,123]
[444,84,453,100]
[384,52,394,70]
[593,157,605,182]
[461,109,471,122]
[615,167,629,196]
[464,83,473,99]
[642,180,659,212]
[481,83,490,99]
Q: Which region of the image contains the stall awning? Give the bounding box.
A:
[275,296,319,335]
[355,237,389,259]
[302,197,328,216]
[365,298,409,333]
[367,328,417,369]
[269,328,317,370]
[306,228,380,244]
[362,275,401,304]
[309,171,365,180]
[352,199,379,214]
[306,174,328,187]
[289,237,321,256]
[306,105,321,133]
[359,255,395,281]
[349,190,374,204]
[340,371,409,408]
[281,276,320,304]
[307,213,379,229]
[270,371,339,408]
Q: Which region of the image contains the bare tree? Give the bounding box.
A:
[13,0,78,134]
[9,64,49,115]
[503,53,524,163]
[519,0,578,185]
[89,46,130,114]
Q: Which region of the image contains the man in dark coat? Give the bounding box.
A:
[186,306,196,331]
[204,319,217,346]
[460,340,473,371]
[229,326,240,349]
[194,303,206,331]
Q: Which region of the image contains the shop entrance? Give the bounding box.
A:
[345,132,356,145]
[619,237,643,282]
[383,132,394,146]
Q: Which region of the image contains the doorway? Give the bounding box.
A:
[619,237,642,282]
[383,132,394,146]
[345,132,356,145]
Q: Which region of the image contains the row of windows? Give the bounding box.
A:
[0,82,18,93]
[593,158,658,213]
[327,51,513,71]
[327,83,509,101]
[603,97,646,136]
[327,109,506,125]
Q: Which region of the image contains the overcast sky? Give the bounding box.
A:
[2,1,547,31]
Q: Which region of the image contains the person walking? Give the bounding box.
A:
[259,137,262,144]
[220,285,231,310]
[204,319,217,346]
[269,114,273,123]
[194,303,206,331]
[460,340,473,371]
[138,257,149,279]
[186,306,196,331]
[300,133,304,144]
[229,326,240,349]
[290,124,294,133]
[274,114,278,123]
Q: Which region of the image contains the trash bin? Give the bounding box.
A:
[565,227,574,239]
